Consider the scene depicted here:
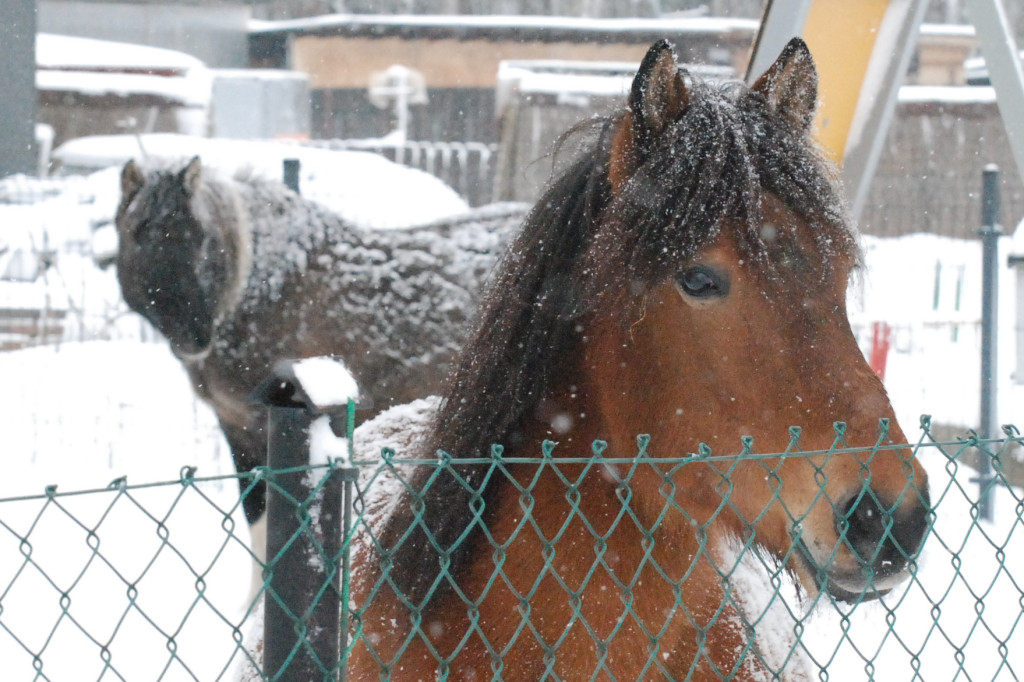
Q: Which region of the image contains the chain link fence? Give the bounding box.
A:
[0,416,1022,680]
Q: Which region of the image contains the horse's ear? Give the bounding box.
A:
[630,39,689,152]
[610,40,689,190]
[179,156,203,196]
[120,160,145,202]
[751,37,818,133]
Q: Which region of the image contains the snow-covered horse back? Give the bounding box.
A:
[115,157,524,525]
[341,39,931,679]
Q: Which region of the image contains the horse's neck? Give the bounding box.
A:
[454,422,747,677]
[484,375,768,676]
[514,359,603,447]
[237,183,283,248]
[348,388,758,677]
[241,183,357,265]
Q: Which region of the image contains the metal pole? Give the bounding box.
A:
[744,0,815,84]
[257,367,343,681]
[965,0,1024,183]
[283,158,301,194]
[0,0,37,177]
[977,164,1002,522]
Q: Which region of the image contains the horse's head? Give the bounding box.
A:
[581,39,929,603]
[116,157,247,358]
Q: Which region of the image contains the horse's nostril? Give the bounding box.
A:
[835,489,928,576]
[836,492,887,564]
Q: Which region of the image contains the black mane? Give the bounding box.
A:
[379,75,857,608]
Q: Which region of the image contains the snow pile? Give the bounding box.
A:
[51,133,470,229]
[307,416,349,469]
[290,357,360,471]
[290,356,360,413]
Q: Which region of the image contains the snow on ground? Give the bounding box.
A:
[800,449,1024,680]
[850,231,1023,432]
[0,342,251,681]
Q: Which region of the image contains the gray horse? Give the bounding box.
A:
[115,156,524,533]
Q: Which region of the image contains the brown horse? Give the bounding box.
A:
[344,39,930,680]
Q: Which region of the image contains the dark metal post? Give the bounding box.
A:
[978,164,1002,522]
[0,0,37,177]
[255,360,352,681]
[283,158,301,194]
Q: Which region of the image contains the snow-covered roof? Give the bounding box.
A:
[35,34,211,106]
[250,14,978,45]
[1011,217,1024,260]
[919,22,976,39]
[964,49,1024,85]
[36,33,204,75]
[212,68,309,83]
[495,59,734,112]
[898,84,996,104]
[249,13,759,42]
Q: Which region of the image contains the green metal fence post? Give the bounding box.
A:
[977,164,1002,522]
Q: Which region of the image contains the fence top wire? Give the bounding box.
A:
[0,421,1019,504]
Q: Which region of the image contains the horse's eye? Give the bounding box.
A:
[675,266,730,300]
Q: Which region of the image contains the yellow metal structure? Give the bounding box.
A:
[802,0,889,163]
[746,0,932,219]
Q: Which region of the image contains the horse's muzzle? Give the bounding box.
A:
[795,486,930,602]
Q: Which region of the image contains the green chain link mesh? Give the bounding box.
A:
[0,420,1021,680]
